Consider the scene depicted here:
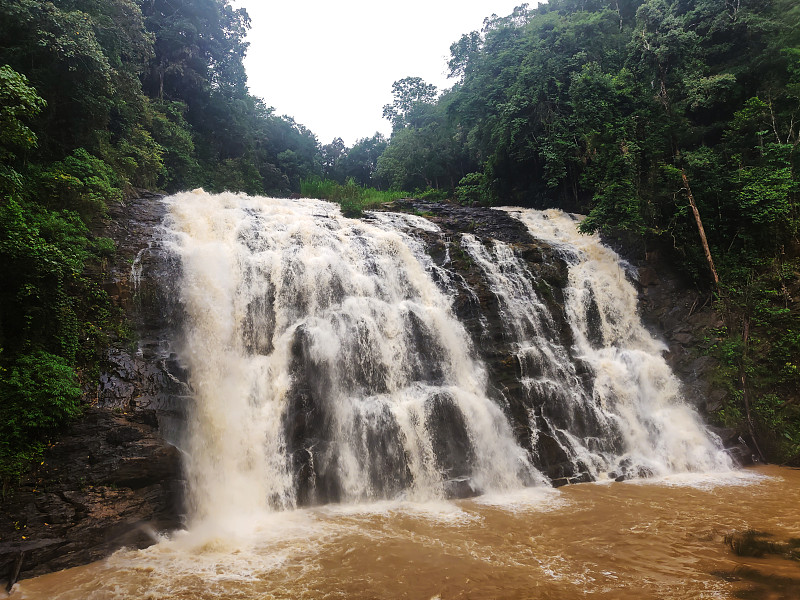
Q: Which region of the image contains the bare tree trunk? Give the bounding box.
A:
[680,167,721,295]
[649,45,720,295]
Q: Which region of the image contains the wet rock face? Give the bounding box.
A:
[0,193,188,586]
[614,244,756,464]
[383,201,586,484]
[632,252,726,412]
[0,409,183,582]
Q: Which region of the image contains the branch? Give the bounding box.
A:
[768,95,781,145]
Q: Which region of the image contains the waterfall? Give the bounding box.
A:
[162,191,731,526]
[164,191,541,525]
[498,208,733,479]
[459,232,623,479]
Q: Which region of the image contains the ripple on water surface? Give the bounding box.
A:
[10,466,800,600]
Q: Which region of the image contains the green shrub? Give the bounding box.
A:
[36,148,123,223]
[93,236,116,258]
[300,176,408,217]
[113,127,165,191]
[0,198,87,360]
[0,65,46,195]
[416,187,450,202]
[0,351,82,480]
[150,100,200,192]
[455,172,489,206]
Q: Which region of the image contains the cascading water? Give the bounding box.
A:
[11,193,763,600]
[164,190,541,526]
[459,232,623,479]
[163,191,732,528]
[496,207,733,479]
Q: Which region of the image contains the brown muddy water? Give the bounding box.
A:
[8,466,800,600]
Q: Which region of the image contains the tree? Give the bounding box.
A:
[448,31,483,81]
[321,138,347,182]
[0,66,46,194]
[0,0,114,155]
[382,77,438,131]
[139,0,250,101]
[340,133,388,187]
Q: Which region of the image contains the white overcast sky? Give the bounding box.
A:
[235,1,538,146]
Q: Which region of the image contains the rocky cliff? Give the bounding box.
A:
[0,193,187,588]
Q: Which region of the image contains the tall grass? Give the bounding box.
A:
[300,177,408,217]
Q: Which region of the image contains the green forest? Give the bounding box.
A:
[1,0,799,482]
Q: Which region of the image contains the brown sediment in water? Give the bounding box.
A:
[9,465,800,600]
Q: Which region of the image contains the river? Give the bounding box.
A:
[10,465,799,599]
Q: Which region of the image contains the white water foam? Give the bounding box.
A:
[494,207,733,478]
[469,486,569,512]
[164,191,542,530]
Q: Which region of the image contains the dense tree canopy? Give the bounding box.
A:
[0,0,325,480]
